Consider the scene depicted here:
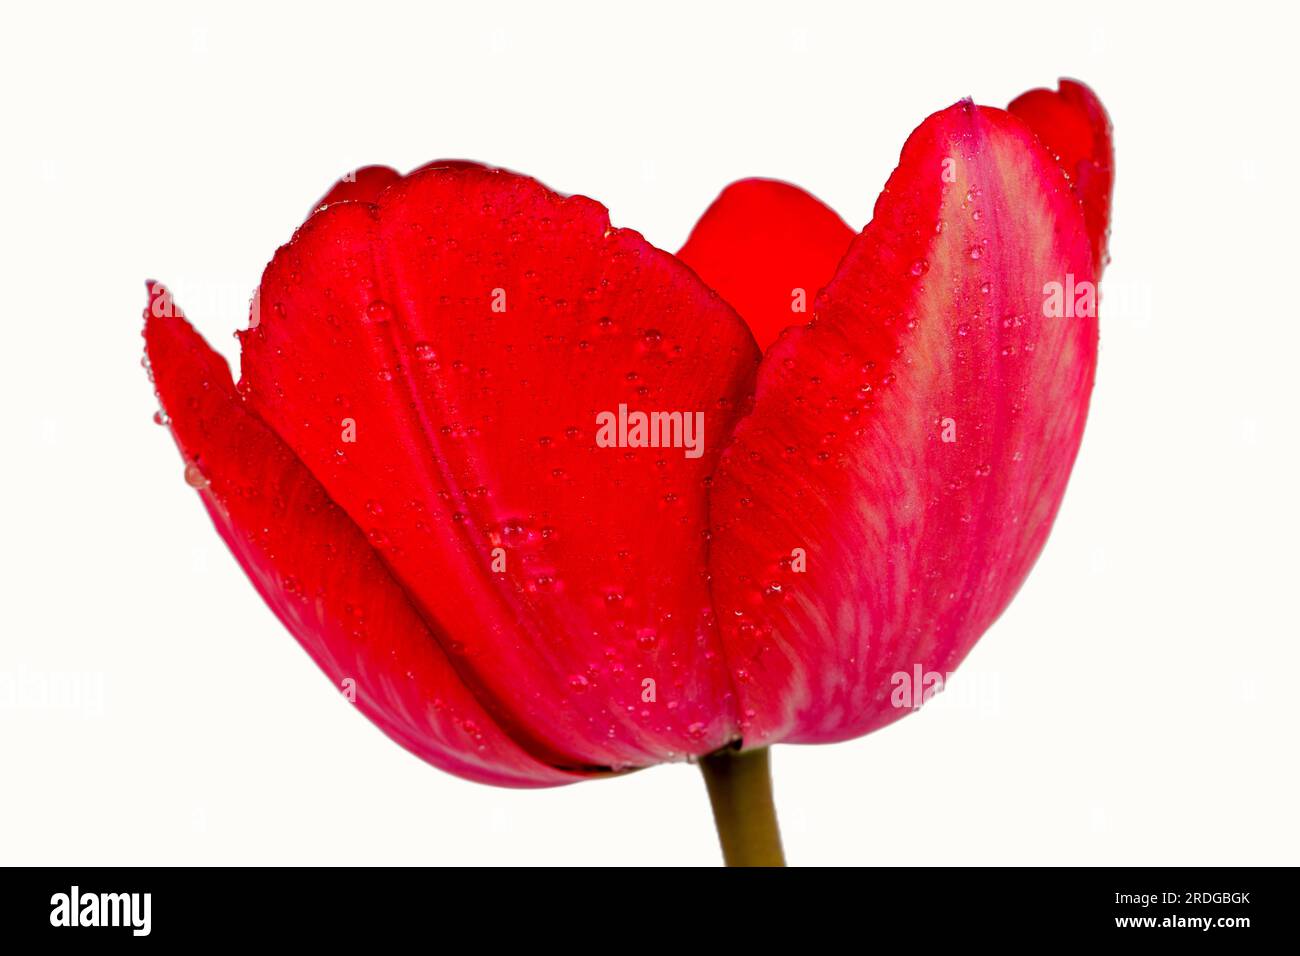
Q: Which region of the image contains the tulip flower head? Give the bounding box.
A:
[143,79,1112,865]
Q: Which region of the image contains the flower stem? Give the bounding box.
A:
[699,746,786,867]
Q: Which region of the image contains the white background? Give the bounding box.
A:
[2,1,1297,866]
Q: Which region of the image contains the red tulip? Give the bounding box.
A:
[143,79,1112,865]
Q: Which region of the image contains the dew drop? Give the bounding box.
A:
[183,462,209,489]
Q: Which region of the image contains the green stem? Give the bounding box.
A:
[699,746,786,867]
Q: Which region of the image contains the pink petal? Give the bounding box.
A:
[708,101,1100,745]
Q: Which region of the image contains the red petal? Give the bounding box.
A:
[310,165,401,214]
[708,102,1099,745]
[238,167,760,769]
[1008,79,1114,270]
[143,282,578,787]
[677,179,855,350]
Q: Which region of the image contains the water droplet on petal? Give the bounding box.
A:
[184,462,209,489]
